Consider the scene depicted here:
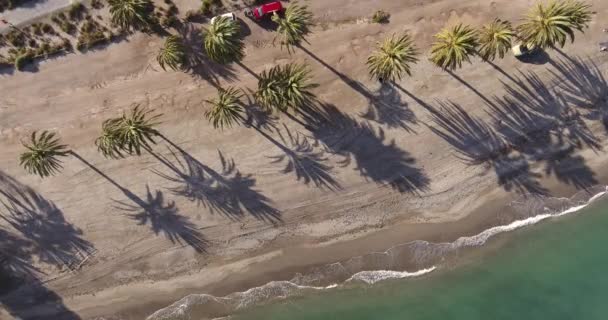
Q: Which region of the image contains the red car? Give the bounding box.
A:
[245,1,283,20]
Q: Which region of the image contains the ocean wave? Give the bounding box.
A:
[147,186,607,320]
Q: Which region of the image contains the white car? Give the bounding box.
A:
[512,43,538,57]
[210,12,237,24]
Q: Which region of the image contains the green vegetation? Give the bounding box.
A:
[205,87,245,130]
[201,0,223,16]
[19,131,70,178]
[517,0,592,48]
[108,105,162,156]
[477,19,514,61]
[430,23,478,70]
[108,0,153,30]
[371,10,390,24]
[203,16,244,64]
[156,35,186,71]
[272,2,314,52]
[95,118,126,159]
[255,63,318,113]
[366,33,418,82]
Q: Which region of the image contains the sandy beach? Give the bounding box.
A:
[1,0,608,318]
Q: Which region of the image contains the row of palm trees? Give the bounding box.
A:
[369,0,592,81]
[19,0,594,178]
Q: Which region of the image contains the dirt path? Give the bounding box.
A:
[1,0,608,318]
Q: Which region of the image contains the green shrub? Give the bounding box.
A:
[184,9,201,22]
[41,23,55,34]
[91,0,103,9]
[201,0,222,15]
[14,51,34,70]
[371,10,390,24]
[160,15,178,28]
[68,2,86,20]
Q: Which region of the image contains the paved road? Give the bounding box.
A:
[0,0,73,31]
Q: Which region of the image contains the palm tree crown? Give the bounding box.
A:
[477,19,515,61]
[255,63,318,112]
[272,2,314,52]
[95,118,125,159]
[430,24,478,70]
[366,33,419,82]
[205,87,244,130]
[157,35,186,71]
[204,16,244,64]
[20,131,70,178]
[112,105,162,155]
[108,0,152,31]
[517,0,591,48]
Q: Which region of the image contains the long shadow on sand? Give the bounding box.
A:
[300,103,430,194]
[298,45,418,132]
[149,135,282,224]
[70,153,208,253]
[0,170,85,319]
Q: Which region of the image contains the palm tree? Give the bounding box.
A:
[477,19,515,61]
[205,87,244,129]
[517,0,591,49]
[157,35,186,71]
[255,63,318,113]
[255,65,286,112]
[430,24,478,70]
[281,63,318,109]
[564,0,592,32]
[20,131,70,177]
[113,105,162,155]
[203,16,244,64]
[272,2,314,52]
[366,33,419,82]
[108,0,152,31]
[95,118,125,159]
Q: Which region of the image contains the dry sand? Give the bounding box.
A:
[1,0,608,318]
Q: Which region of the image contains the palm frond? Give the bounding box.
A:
[478,19,515,61]
[108,0,152,31]
[203,16,244,64]
[157,35,186,71]
[255,63,318,113]
[114,105,162,155]
[563,0,592,31]
[430,23,478,70]
[205,87,244,129]
[366,33,419,81]
[517,0,577,48]
[20,131,70,178]
[95,118,125,158]
[272,2,314,52]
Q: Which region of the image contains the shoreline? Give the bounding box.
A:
[76,155,608,319]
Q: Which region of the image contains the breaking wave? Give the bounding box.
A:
[147,186,607,320]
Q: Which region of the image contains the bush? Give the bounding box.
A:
[41,23,55,35]
[14,51,34,70]
[68,2,86,20]
[160,15,178,28]
[31,23,43,36]
[201,0,222,15]
[184,9,201,22]
[91,0,104,9]
[371,10,390,24]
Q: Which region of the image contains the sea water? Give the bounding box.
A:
[234,193,608,320]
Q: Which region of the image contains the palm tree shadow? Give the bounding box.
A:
[427,101,548,195]
[302,103,430,194]
[267,124,342,190]
[0,170,94,271]
[487,69,599,190]
[150,136,282,224]
[69,152,209,252]
[178,23,237,87]
[360,82,418,132]
[114,186,208,253]
[0,170,86,319]
[549,56,608,133]
[298,45,418,132]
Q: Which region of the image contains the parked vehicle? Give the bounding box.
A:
[512,43,538,57]
[244,1,283,20]
[210,12,237,24]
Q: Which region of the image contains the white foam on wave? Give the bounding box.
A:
[346,267,437,284]
[147,188,608,320]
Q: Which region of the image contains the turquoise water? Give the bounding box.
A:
[235,198,608,320]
